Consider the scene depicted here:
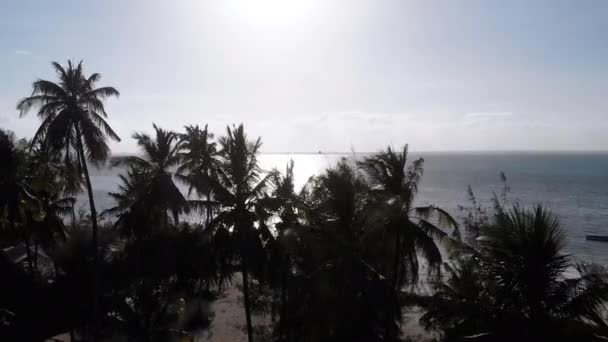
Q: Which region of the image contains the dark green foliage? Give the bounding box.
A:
[211,123,274,342]
[270,150,460,342]
[414,203,608,341]
[5,67,608,342]
[106,124,187,238]
[177,124,220,227]
[17,60,121,338]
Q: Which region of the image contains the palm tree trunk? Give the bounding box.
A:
[236,201,254,342]
[75,126,101,340]
[384,230,402,341]
[54,260,59,279]
[242,266,254,342]
[391,231,402,290]
[72,207,77,228]
[206,191,212,228]
[15,219,34,274]
[34,241,39,269]
[279,256,289,342]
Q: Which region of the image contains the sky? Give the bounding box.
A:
[0,0,607,153]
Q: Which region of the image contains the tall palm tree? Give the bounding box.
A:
[212,124,275,342]
[359,145,460,282]
[17,60,120,335]
[177,124,220,227]
[267,160,308,341]
[284,160,413,341]
[108,124,186,237]
[359,145,460,339]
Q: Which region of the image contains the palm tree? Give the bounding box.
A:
[359,145,459,339]
[484,206,608,336]
[103,166,150,237]
[407,255,492,339]
[108,124,186,237]
[177,124,220,227]
[416,205,608,341]
[359,145,460,283]
[284,160,404,341]
[212,124,275,342]
[267,160,307,341]
[0,130,36,273]
[17,60,120,334]
[32,191,75,273]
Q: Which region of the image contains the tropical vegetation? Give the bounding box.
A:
[2,60,608,342]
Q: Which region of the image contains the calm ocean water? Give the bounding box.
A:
[86,152,608,265]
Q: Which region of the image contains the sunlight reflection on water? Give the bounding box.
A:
[89,152,608,265]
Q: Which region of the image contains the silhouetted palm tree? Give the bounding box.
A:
[109,124,186,237]
[103,166,149,237]
[212,124,275,342]
[177,124,220,227]
[32,191,74,272]
[359,145,459,339]
[17,59,120,241]
[0,130,36,273]
[267,160,309,341]
[17,60,120,335]
[286,160,394,341]
[416,205,608,341]
[359,145,460,283]
[104,228,217,342]
[485,206,608,334]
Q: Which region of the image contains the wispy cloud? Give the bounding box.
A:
[317,111,399,126]
[462,112,514,126]
[464,112,513,119]
[14,49,32,55]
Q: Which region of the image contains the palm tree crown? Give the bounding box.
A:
[177,124,220,226]
[109,124,186,236]
[17,60,120,162]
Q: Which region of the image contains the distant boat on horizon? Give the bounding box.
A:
[586,235,608,242]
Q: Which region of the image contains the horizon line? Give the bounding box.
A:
[110,149,608,156]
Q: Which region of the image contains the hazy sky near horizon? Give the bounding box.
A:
[1,0,607,152]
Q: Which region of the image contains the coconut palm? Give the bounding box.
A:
[359,145,460,339]
[17,60,120,334]
[32,191,75,270]
[177,124,220,227]
[266,160,309,341]
[212,124,275,342]
[108,124,186,237]
[416,205,608,341]
[484,206,608,333]
[103,166,150,238]
[0,130,36,273]
[359,145,460,284]
[282,160,401,341]
[17,59,120,246]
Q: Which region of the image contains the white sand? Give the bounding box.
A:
[196,275,433,342]
[196,275,271,342]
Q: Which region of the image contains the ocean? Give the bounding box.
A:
[86,152,608,265]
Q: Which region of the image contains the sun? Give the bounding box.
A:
[224,0,318,29]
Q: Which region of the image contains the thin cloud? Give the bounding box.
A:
[464,112,513,119]
[318,111,399,126]
[462,112,514,127]
[14,49,32,55]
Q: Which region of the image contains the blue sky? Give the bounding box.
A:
[1,0,607,152]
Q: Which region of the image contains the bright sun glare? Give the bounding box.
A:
[224,0,318,29]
